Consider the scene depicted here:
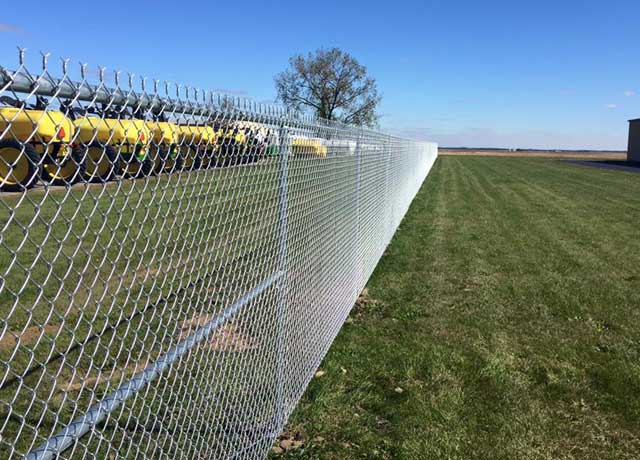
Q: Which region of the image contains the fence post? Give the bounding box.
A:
[275,123,290,431]
[387,136,394,230]
[354,130,363,292]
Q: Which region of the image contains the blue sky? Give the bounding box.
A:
[1,0,638,149]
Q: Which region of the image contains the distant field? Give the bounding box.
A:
[274,156,640,460]
[441,148,627,160]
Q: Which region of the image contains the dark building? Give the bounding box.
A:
[629,119,640,162]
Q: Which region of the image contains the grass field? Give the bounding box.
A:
[0,154,363,458]
[273,156,640,459]
[0,164,278,458]
[440,148,627,160]
[0,164,287,457]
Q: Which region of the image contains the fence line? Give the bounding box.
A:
[0,51,437,459]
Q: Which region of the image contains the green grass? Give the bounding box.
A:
[0,164,287,457]
[273,157,640,460]
[0,154,359,459]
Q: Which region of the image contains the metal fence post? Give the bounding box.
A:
[387,136,394,231]
[275,123,290,430]
[354,130,363,292]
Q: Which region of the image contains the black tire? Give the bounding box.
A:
[173,153,184,172]
[219,142,236,167]
[200,148,215,169]
[211,150,222,168]
[189,149,202,171]
[149,146,162,176]
[0,140,40,192]
[215,149,227,168]
[83,143,117,183]
[139,157,154,178]
[119,148,153,179]
[245,149,258,164]
[179,147,201,171]
[42,145,86,186]
[193,154,202,171]
[162,147,182,174]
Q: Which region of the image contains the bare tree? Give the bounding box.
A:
[275,48,381,127]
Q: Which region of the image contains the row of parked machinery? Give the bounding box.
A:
[0,97,331,192]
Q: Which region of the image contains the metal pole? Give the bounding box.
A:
[0,68,283,124]
[387,136,394,232]
[354,130,363,293]
[274,124,290,430]
[25,271,284,460]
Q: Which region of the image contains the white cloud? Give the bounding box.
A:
[624,90,636,97]
[0,23,23,34]
[605,103,618,109]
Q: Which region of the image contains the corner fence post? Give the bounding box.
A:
[275,123,290,430]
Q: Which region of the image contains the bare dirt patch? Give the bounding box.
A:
[271,431,306,455]
[0,324,61,350]
[355,288,380,308]
[178,314,258,352]
[59,315,257,393]
[62,361,148,392]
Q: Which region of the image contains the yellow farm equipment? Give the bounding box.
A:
[1,93,332,194]
[290,137,327,158]
[67,103,153,180]
[214,124,249,166]
[71,115,118,182]
[115,119,152,178]
[0,97,80,191]
[147,121,181,174]
[177,125,217,170]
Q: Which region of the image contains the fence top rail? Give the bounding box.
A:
[0,49,412,142]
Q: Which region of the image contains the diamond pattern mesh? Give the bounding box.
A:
[0,52,437,460]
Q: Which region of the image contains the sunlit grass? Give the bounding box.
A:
[276,157,640,460]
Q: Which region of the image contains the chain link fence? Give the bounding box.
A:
[0,51,437,459]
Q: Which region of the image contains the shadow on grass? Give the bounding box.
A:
[564,159,640,173]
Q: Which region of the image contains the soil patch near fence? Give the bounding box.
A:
[0,324,61,350]
[178,315,258,352]
[62,362,148,393]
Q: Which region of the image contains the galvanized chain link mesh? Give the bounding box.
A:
[0,51,438,460]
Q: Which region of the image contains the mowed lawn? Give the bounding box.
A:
[273,156,640,460]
